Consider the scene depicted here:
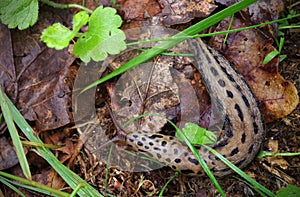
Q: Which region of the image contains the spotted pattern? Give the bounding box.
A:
[210,67,219,76]
[226,90,234,98]
[234,104,244,121]
[218,79,226,87]
[230,147,239,156]
[123,38,265,177]
[241,133,246,143]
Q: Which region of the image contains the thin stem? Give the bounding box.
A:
[40,0,93,13]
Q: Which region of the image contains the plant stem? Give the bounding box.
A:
[40,0,93,13]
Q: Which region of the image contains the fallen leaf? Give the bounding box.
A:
[160,0,217,26]
[0,6,76,131]
[0,137,19,170]
[210,16,299,122]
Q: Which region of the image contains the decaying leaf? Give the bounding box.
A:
[210,16,299,122]
[0,137,19,170]
[160,0,217,26]
[0,6,76,131]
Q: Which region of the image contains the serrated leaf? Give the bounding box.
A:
[176,122,217,145]
[41,23,73,50]
[41,11,88,50]
[73,11,89,33]
[73,6,126,62]
[0,0,38,30]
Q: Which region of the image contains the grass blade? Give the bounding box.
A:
[203,145,275,197]
[2,92,103,197]
[0,86,31,180]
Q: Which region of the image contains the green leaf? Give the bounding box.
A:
[41,23,73,50]
[263,50,279,64]
[176,122,217,145]
[0,0,38,30]
[276,185,300,197]
[73,6,126,62]
[41,11,89,50]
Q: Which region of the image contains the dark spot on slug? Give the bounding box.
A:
[174,148,178,155]
[149,134,164,139]
[210,67,219,76]
[133,134,138,138]
[165,158,171,163]
[226,90,233,98]
[248,144,254,153]
[129,138,134,143]
[230,147,239,156]
[225,114,232,127]
[137,141,143,146]
[157,153,162,159]
[144,145,149,149]
[163,149,167,153]
[181,170,195,174]
[220,66,235,82]
[171,165,177,170]
[154,147,161,151]
[215,156,220,161]
[188,158,199,165]
[253,122,259,134]
[226,129,233,138]
[175,158,181,163]
[141,137,146,141]
[149,142,154,146]
[236,84,242,92]
[169,136,174,140]
[204,53,212,63]
[213,55,221,65]
[214,139,228,148]
[161,141,167,147]
[241,133,246,143]
[184,152,189,157]
[242,94,250,108]
[235,104,244,121]
[220,168,231,172]
[218,79,226,87]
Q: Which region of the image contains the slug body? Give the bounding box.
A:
[125,39,265,177]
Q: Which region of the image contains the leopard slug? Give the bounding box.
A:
[125,38,265,177]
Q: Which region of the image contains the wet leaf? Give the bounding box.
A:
[210,16,299,122]
[0,0,38,30]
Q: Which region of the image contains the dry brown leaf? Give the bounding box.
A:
[0,6,76,131]
[160,0,217,26]
[118,0,161,20]
[210,16,299,122]
[0,137,19,170]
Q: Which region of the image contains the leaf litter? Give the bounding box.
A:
[0,0,299,196]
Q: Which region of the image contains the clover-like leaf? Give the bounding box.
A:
[0,0,38,30]
[41,11,89,50]
[73,6,126,62]
[176,122,217,145]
